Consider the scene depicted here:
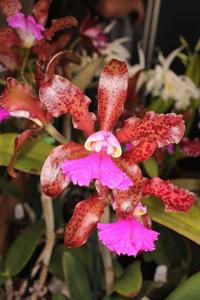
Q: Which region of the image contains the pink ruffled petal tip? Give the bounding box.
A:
[61,152,133,190]
[0,108,10,122]
[98,217,159,256]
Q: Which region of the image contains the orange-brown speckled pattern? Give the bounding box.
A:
[39,74,96,136]
[142,177,196,212]
[44,16,77,40]
[123,139,157,164]
[113,159,143,217]
[180,138,200,157]
[32,0,51,25]
[116,112,185,147]
[64,195,105,247]
[0,78,49,124]
[0,0,21,16]
[98,59,128,131]
[0,28,21,47]
[41,142,88,198]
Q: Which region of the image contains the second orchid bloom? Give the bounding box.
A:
[40,59,196,256]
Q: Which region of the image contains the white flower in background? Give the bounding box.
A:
[142,47,200,110]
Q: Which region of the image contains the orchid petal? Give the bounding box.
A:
[0,78,49,124]
[123,139,157,163]
[142,177,196,212]
[98,217,159,256]
[116,111,185,147]
[44,16,77,40]
[39,74,96,136]
[0,0,21,16]
[180,138,200,157]
[32,0,51,25]
[41,142,88,198]
[61,152,133,190]
[64,195,105,247]
[98,59,129,131]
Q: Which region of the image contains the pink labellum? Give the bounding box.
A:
[98,217,159,256]
[7,12,44,47]
[180,138,200,157]
[142,177,196,212]
[83,26,108,49]
[116,111,185,147]
[98,59,129,131]
[64,195,105,247]
[0,108,10,122]
[61,152,133,190]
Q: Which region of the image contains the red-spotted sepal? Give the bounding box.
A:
[64,195,105,247]
[41,142,88,198]
[98,59,128,131]
[116,112,185,147]
[142,177,196,212]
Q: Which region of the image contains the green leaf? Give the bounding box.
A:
[62,252,92,300]
[143,157,159,177]
[4,220,44,277]
[147,98,173,113]
[143,197,200,244]
[0,133,53,175]
[170,178,200,191]
[166,272,200,300]
[113,261,142,297]
[52,293,70,300]
[72,57,104,90]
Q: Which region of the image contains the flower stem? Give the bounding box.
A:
[91,230,98,300]
[99,207,114,295]
[44,122,68,144]
[20,48,29,82]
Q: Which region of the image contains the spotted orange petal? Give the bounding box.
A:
[180,138,200,157]
[0,78,49,124]
[64,195,105,247]
[116,112,185,147]
[0,0,21,16]
[32,0,51,25]
[44,16,77,40]
[113,159,143,217]
[98,59,129,131]
[41,142,88,198]
[39,74,96,136]
[142,177,196,212]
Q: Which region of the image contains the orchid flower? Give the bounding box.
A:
[141,47,200,110]
[7,12,44,48]
[40,59,196,256]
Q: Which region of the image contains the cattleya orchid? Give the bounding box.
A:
[40,59,196,256]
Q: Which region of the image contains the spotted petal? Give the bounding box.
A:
[39,74,96,136]
[123,139,157,163]
[113,161,143,217]
[0,78,49,124]
[64,195,105,247]
[61,152,133,190]
[44,16,77,40]
[0,0,21,16]
[98,59,129,131]
[180,138,200,157]
[142,177,196,212]
[98,217,159,256]
[41,142,88,198]
[116,111,185,147]
[32,0,51,25]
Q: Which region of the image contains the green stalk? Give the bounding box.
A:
[44,122,68,144]
[20,48,30,82]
